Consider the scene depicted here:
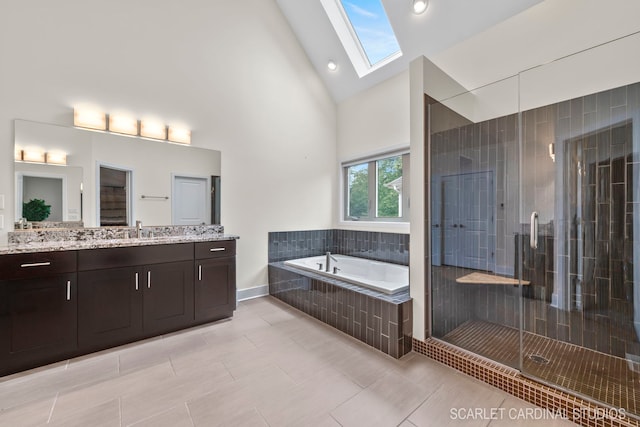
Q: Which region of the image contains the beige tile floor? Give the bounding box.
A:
[0,296,577,427]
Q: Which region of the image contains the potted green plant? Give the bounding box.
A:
[23,199,51,222]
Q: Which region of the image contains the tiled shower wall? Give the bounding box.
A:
[267,229,409,265]
[431,82,640,359]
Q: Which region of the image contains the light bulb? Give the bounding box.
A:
[412,0,428,14]
[327,60,338,71]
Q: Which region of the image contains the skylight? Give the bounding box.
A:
[320,0,402,77]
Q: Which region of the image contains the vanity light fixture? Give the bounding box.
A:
[412,0,429,14]
[167,127,191,144]
[327,60,338,71]
[73,107,192,144]
[74,108,107,131]
[22,148,46,163]
[45,151,67,165]
[140,120,167,140]
[108,114,139,136]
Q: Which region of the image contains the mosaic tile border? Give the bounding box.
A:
[412,338,639,427]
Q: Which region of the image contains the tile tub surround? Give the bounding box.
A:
[269,262,412,358]
[413,338,638,427]
[268,229,410,266]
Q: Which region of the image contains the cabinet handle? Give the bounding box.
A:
[198,265,202,281]
[66,281,71,301]
[210,247,225,252]
[135,272,139,291]
[20,262,51,268]
[147,271,151,289]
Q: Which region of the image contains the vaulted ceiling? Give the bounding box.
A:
[276,0,640,102]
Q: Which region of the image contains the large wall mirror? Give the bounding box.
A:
[14,119,222,229]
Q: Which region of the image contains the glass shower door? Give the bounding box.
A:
[429,76,523,370]
[518,33,640,417]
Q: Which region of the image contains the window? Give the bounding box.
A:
[320,0,402,77]
[344,151,409,222]
[339,0,401,66]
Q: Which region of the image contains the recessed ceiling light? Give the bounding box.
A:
[412,0,429,14]
[327,60,338,71]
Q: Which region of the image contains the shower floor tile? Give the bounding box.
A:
[443,320,640,417]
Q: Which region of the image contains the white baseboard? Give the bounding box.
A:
[237,284,269,302]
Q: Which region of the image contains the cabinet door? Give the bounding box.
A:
[143,260,194,334]
[78,267,143,350]
[0,273,77,375]
[195,257,236,322]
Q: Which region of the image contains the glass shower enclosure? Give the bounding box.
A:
[429,32,640,417]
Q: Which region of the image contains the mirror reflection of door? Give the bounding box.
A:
[19,175,64,221]
[172,175,210,226]
[441,170,495,272]
[99,165,131,226]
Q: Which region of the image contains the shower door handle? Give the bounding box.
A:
[530,211,539,249]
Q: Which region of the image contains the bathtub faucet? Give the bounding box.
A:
[325,252,337,273]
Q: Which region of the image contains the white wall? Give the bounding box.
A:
[335,70,410,233]
[0,0,336,291]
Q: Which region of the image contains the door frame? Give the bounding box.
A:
[96,162,134,227]
[171,174,212,225]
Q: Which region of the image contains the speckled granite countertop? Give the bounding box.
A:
[1,225,238,255]
[0,234,239,255]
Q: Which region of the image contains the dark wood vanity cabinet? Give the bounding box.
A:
[77,243,194,352]
[77,266,143,350]
[0,252,78,376]
[194,240,236,322]
[0,239,236,376]
[143,260,194,334]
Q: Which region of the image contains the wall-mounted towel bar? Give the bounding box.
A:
[141,195,169,200]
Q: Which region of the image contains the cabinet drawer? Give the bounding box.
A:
[195,240,236,259]
[0,251,77,280]
[78,243,193,271]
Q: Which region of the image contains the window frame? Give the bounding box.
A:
[319,0,403,78]
[342,150,409,223]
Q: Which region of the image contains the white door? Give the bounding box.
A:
[441,171,494,271]
[172,176,210,225]
[458,171,494,271]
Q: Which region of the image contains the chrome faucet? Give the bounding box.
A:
[325,251,337,273]
[17,218,26,229]
[136,220,143,238]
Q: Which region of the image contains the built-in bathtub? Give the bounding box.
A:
[284,254,408,295]
[269,255,412,358]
